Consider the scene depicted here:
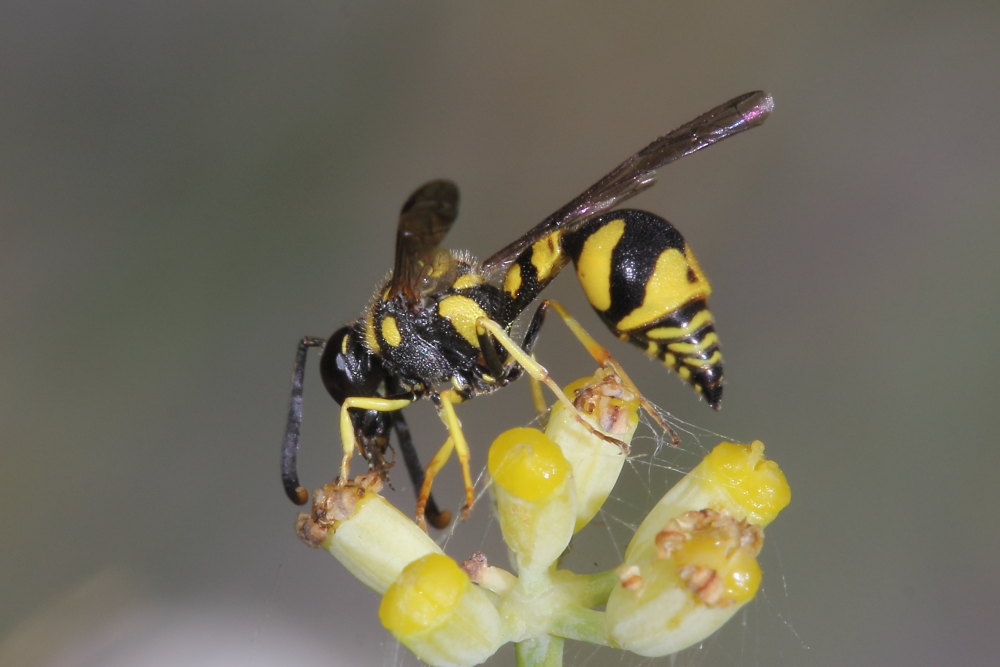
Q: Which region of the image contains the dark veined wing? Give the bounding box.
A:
[480,91,773,273]
[388,179,460,301]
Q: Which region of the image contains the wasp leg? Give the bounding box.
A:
[517,299,551,419]
[538,300,681,446]
[478,305,549,419]
[475,317,625,449]
[435,390,476,520]
[415,435,455,532]
[411,390,475,531]
[392,413,451,529]
[282,336,327,505]
[339,396,412,482]
[528,372,548,419]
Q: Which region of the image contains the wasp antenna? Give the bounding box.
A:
[282,336,326,505]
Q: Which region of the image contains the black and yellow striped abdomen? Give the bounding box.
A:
[563,210,723,408]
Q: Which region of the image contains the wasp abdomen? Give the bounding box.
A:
[563,210,724,408]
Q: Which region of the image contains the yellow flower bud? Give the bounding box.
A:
[488,428,575,579]
[702,440,791,525]
[625,440,789,566]
[379,554,504,666]
[489,427,571,502]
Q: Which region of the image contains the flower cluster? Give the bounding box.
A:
[295,369,790,666]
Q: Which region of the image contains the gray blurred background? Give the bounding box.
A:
[3,2,999,666]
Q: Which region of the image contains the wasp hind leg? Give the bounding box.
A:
[475,316,626,449]
[480,303,549,419]
[535,300,683,447]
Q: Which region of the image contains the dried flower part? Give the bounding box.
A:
[618,565,643,592]
[570,366,638,437]
[547,371,640,532]
[295,473,384,547]
[655,508,763,607]
[460,551,489,582]
[294,513,329,548]
[297,472,442,593]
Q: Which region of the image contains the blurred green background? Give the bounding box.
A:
[3,2,999,666]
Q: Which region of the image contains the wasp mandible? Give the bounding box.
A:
[282,91,773,529]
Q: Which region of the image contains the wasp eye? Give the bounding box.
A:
[320,326,384,403]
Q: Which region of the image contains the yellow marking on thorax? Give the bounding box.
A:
[575,218,626,312]
[453,272,486,290]
[616,246,711,331]
[503,263,523,298]
[530,231,564,283]
[381,315,402,347]
[364,314,381,353]
[438,294,489,347]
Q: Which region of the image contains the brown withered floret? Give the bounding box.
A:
[295,473,385,548]
[572,368,636,438]
[461,551,489,583]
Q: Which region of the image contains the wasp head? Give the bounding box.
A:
[319,325,386,404]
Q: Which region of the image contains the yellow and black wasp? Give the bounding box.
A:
[282,91,773,529]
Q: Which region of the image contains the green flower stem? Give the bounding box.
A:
[547,568,620,609]
[548,606,609,646]
[515,635,564,667]
[473,563,518,597]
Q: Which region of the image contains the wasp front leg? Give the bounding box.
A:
[338,396,412,483]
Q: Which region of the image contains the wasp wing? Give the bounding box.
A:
[480,91,773,273]
[388,179,460,301]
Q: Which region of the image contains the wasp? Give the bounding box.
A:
[282,91,773,529]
